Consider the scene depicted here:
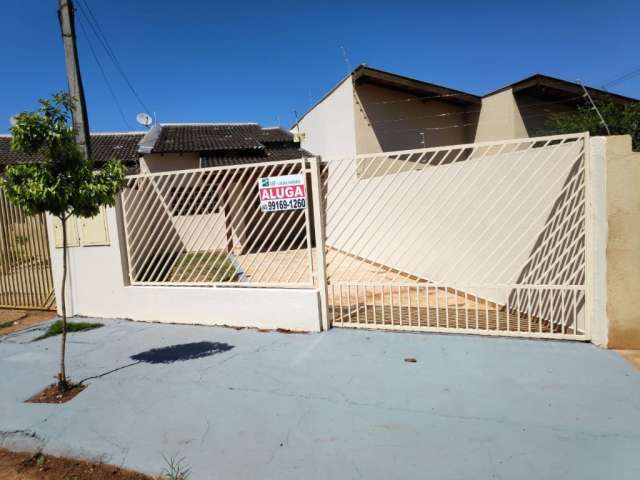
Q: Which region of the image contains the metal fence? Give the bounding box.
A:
[120,133,591,341]
[121,158,323,288]
[320,133,590,340]
[0,189,55,309]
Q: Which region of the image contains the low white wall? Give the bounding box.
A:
[46,205,322,332]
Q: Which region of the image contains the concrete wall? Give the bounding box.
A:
[297,78,357,159]
[604,135,640,349]
[354,82,478,153]
[46,205,322,332]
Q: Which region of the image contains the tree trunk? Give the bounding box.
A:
[58,216,69,392]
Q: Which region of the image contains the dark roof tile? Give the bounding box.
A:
[152,124,265,153]
[0,133,143,170]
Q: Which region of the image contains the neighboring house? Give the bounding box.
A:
[0,124,310,174]
[136,123,311,173]
[294,65,639,158]
[0,132,144,173]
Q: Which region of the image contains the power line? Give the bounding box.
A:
[366,91,466,106]
[375,108,579,135]
[601,65,640,90]
[75,0,152,115]
[77,14,132,130]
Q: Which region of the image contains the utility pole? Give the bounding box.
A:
[57,0,92,158]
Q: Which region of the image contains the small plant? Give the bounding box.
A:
[35,320,103,341]
[160,455,191,480]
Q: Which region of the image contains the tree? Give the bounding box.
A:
[1,92,126,392]
[544,97,640,151]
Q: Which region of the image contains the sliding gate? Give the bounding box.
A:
[320,133,591,340]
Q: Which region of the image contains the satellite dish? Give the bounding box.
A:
[9,115,17,127]
[136,112,153,127]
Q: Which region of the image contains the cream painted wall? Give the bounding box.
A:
[354,82,477,153]
[474,89,528,142]
[46,205,322,332]
[604,135,640,349]
[297,78,357,159]
[140,152,199,173]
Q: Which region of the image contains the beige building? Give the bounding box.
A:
[295,65,638,157]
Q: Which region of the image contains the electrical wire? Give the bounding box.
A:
[366,92,467,106]
[77,15,132,130]
[374,109,579,135]
[367,95,587,126]
[76,0,152,115]
[602,66,640,90]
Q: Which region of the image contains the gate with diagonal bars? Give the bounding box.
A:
[0,189,55,309]
[121,158,322,288]
[320,133,591,340]
[120,133,591,341]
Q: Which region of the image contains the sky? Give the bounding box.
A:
[0,0,638,134]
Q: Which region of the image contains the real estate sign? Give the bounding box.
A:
[258,174,307,212]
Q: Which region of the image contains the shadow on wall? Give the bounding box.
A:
[508,153,586,332]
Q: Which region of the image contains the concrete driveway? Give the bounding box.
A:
[1,319,639,479]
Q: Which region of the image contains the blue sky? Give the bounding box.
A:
[1,0,638,134]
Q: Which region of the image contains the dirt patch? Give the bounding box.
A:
[26,383,86,404]
[0,309,55,336]
[0,448,155,480]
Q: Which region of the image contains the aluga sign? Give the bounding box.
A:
[258,174,307,212]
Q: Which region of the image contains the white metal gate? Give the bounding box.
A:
[319,133,591,340]
[121,159,322,289]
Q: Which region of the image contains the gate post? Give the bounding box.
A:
[309,157,330,331]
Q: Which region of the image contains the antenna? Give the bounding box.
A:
[577,79,611,135]
[340,46,352,74]
[136,112,153,129]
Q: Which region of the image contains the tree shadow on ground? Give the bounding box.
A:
[130,341,234,364]
[80,341,234,384]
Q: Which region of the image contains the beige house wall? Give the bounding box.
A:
[605,135,640,349]
[140,152,199,173]
[474,88,528,142]
[354,83,477,153]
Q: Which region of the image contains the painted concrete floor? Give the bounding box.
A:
[0,319,639,480]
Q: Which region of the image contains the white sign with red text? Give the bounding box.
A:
[258,174,307,212]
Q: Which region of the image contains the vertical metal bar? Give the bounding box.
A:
[435,287,440,327]
[417,284,422,327]
[582,133,593,339]
[309,157,329,330]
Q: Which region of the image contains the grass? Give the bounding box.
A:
[168,251,238,283]
[35,320,103,341]
[0,320,15,330]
